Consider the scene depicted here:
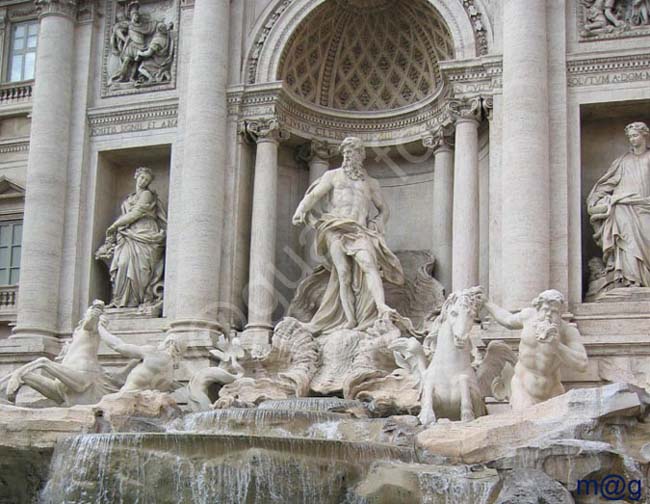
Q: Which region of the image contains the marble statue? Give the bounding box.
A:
[291,136,404,333]
[483,289,588,411]
[98,323,185,394]
[392,287,515,425]
[215,318,319,408]
[1,301,121,406]
[587,122,650,298]
[187,333,246,412]
[110,1,175,86]
[96,167,166,313]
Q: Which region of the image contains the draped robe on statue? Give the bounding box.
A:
[303,178,404,334]
[110,191,167,307]
[587,149,650,287]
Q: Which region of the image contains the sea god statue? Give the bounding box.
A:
[292,137,404,333]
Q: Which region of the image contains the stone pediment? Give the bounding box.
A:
[0,176,24,201]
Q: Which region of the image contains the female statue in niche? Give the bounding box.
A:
[587,122,650,298]
[96,167,167,312]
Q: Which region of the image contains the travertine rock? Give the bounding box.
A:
[495,469,574,504]
[416,383,648,465]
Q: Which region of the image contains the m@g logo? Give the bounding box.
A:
[576,475,643,501]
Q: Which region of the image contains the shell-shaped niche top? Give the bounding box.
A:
[279,0,454,112]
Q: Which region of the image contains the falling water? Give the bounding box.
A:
[168,408,388,443]
[258,397,365,413]
[41,432,416,504]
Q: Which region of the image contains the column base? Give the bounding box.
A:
[242,323,273,357]
[168,318,224,348]
[0,334,63,361]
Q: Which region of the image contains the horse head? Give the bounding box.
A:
[437,286,483,349]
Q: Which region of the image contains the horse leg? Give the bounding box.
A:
[38,361,90,394]
[19,373,65,404]
[5,358,54,402]
[459,375,475,422]
[418,374,437,425]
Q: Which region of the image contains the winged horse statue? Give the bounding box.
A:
[391,286,516,425]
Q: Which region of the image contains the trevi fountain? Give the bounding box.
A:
[0,0,650,503]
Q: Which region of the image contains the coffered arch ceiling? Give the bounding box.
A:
[278,0,455,113]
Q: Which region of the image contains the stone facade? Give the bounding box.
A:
[0,0,647,397]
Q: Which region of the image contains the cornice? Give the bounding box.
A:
[567,51,650,88]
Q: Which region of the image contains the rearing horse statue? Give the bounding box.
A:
[391,287,515,425]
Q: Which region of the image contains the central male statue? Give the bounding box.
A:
[292,136,404,333]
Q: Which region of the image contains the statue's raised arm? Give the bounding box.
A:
[291,136,404,334]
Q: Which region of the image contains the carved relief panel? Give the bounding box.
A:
[578,0,650,40]
[102,0,179,97]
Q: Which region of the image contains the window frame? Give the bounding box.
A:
[0,219,22,286]
[6,18,38,83]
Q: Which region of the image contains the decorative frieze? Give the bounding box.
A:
[0,138,29,155]
[246,0,293,84]
[88,101,178,137]
[578,0,650,41]
[567,53,650,88]
[440,56,503,98]
[461,0,489,56]
[101,0,179,98]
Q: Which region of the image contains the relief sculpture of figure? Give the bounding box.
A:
[110,1,174,86]
[587,122,650,297]
[292,136,404,333]
[483,290,588,411]
[96,167,166,312]
[135,21,174,85]
[581,0,624,34]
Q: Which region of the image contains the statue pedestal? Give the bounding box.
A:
[586,286,650,304]
[104,307,162,320]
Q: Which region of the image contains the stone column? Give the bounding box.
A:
[170,0,230,336]
[451,98,483,292]
[243,118,288,350]
[307,141,333,185]
[295,140,333,267]
[501,0,550,309]
[13,0,77,342]
[423,126,454,295]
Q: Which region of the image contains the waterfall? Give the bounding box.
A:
[41,432,416,503]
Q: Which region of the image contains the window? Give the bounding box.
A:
[0,221,22,285]
[8,21,38,82]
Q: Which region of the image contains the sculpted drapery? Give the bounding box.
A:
[97,167,166,310]
[587,122,650,292]
[292,137,404,334]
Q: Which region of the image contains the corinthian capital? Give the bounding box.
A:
[245,117,290,144]
[295,140,336,164]
[423,125,455,152]
[447,97,484,124]
[36,0,78,19]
